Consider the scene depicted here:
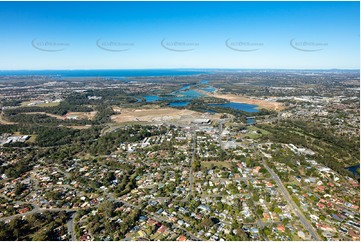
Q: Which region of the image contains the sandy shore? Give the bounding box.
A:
[207,93,284,111]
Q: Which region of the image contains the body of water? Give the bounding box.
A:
[209,102,259,113]
[168,101,190,107]
[202,86,216,93]
[134,97,143,102]
[144,82,260,113]
[246,118,255,124]
[178,85,191,91]
[346,164,360,176]
[205,109,216,114]
[144,95,161,102]
[145,91,260,113]
[200,80,208,84]
[177,89,205,98]
[145,90,204,103]
[0,69,209,78]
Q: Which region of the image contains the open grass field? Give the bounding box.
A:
[66,111,97,120]
[243,126,271,139]
[21,101,60,107]
[21,111,97,120]
[201,161,232,169]
[66,125,92,130]
[26,135,37,143]
[11,132,37,143]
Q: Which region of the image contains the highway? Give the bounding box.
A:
[261,160,322,241]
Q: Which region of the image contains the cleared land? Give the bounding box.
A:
[11,132,37,143]
[66,111,97,120]
[0,114,15,124]
[21,101,60,107]
[23,112,67,120]
[201,161,232,169]
[66,125,92,130]
[111,107,222,124]
[207,93,285,111]
[21,111,97,120]
[242,126,271,139]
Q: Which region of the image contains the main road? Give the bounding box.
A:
[218,120,223,149]
[66,213,76,241]
[0,206,78,222]
[261,160,322,241]
[189,129,196,197]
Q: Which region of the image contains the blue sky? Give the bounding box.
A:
[0,1,359,70]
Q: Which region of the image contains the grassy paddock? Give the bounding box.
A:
[21,101,60,107]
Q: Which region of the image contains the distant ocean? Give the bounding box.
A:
[0,69,210,78]
[0,69,357,78]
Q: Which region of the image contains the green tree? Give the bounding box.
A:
[199,217,214,230]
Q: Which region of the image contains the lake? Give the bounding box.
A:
[144,95,161,102]
[177,89,204,98]
[246,118,255,124]
[346,164,360,176]
[144,91,261,113]
[178,85,191,91]
[143,83,261,113]
[209,102,259,113]
[202,86,216,93]
[145,87,205,103]
[168,101,190,107]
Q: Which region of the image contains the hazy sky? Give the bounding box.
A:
[0,1,359,70]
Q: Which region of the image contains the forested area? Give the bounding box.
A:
[4,113,92,125]
[1,125,94,145]
[0,211,70,240]
[66,89,139,106]
[3,102,93,116]
[257,120,358,179]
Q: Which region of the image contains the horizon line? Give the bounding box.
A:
[0,68,359,71]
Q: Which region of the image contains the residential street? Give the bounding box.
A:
[261,160,322,241]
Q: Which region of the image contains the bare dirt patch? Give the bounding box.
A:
[66,125,92,130]
[66,111,97,120]
[207,93,285,111]
[111,107,222,124]
[21,111,97,120]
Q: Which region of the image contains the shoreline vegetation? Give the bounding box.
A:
[206,92,285,111]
